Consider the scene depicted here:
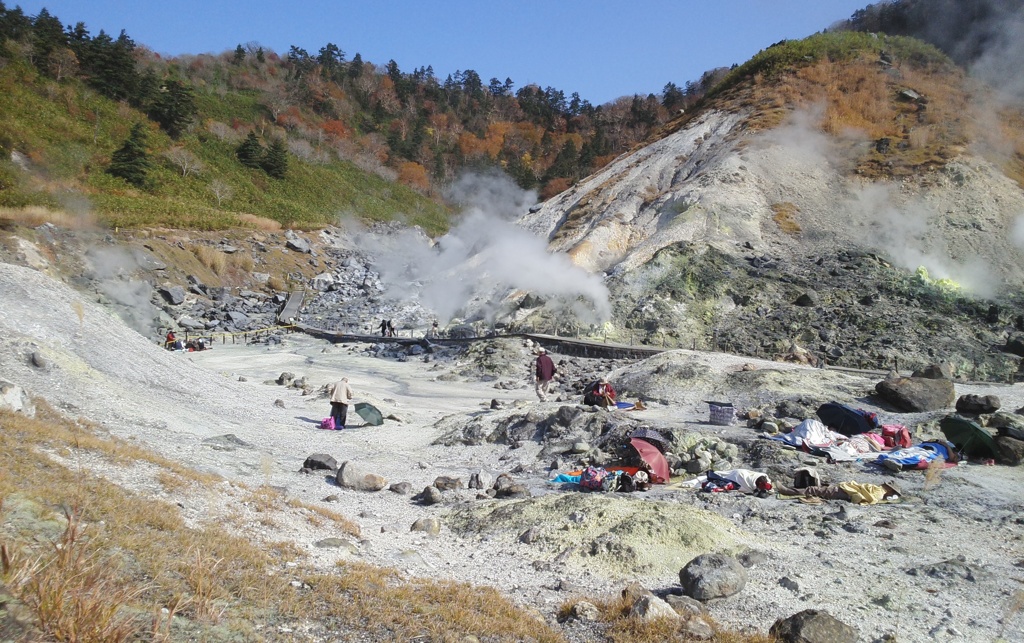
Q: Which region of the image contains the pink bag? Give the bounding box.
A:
[320,417,335,430]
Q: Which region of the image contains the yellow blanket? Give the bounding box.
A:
[838,481,887,505]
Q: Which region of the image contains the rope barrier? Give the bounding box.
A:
[163,324,297,348]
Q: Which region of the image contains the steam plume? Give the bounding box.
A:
[358,172,611,324]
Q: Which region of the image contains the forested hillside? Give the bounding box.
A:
[0,2,726,231]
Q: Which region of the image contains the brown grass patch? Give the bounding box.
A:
[236,213,283,231]
[0,206,96,229]
[923,457,946,491]
[228,252,254,272]
[559,592,775,643]
[771,202,802,235]
[191,245,226,275]
[2,405,564,641]
[286,497,360,536]
[266,275,288,291]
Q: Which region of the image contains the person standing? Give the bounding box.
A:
[387,319,396,337]
[534,347,556,402]
[379,319,388,337]
[328,377,354,430]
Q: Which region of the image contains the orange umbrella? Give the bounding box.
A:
[629,438,670,484]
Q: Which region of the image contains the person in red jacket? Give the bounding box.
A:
[534,347,556,402]
[583,377,617,408]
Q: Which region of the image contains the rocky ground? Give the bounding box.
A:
[2,258,1024,642]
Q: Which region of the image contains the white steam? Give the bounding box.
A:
[757,107,999,298]
[359,172,611,324]
[86,246,159,336]
[844,183,996,298]
[967,3,1024,102]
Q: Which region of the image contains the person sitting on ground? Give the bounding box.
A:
[775,480,901,505]
[584,377,617,408]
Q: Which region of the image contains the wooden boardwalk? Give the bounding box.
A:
[277,290,305,323]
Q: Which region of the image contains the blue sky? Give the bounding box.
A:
[14,1,871,105]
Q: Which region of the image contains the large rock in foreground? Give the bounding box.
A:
[679,553,747,600]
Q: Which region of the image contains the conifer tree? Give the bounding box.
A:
[261,138,288,179]
[107,123,151,188]
[236,132,265,169]
[232,44,245,64]
[148,79,197,138]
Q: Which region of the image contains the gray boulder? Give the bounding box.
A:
[994,435,1024,466]
[389,481,413,495]
[411,517,441,535]
[955,394,1000,415]
[286,237,311,254]
[770,609,858,643]
[628,595,679,621]
[1005,334,1024,357]
[415,486,443,505]
[302,454,338,472]
[158,285,186,305]
[432,475,463,491]
[679,553,747,600]
[310,272,335,291]
[912,362,955,380]
[875,376,955,412]
[335,461,387,491]
[0,381,35,417]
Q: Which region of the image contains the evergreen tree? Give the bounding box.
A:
[0,2,32,55]
[73,29,140,103]
[662,82,685,110]
[148,79,197,138]
[107,123,151,188]
[348,52,363,79]
[255,46,265,63]
[232,44,245,64]
[30,8,66,73]
[236,132,265,169]
[261,138,288,179]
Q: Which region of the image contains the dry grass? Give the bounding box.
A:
[286,497,360,535]
[236,212,283,231]
[313,561,565,642]
[558,593,775,643]
[3,508,149,642]
[228,252,254,272]
[191,245,226,275]
[712,52,981,181]
[770,202,802,235]
[2,404,561,641]
[0,206,97,229]
[266,275,288,292]
[923,457,946,491]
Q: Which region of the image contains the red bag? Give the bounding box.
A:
[881,424,912,449]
